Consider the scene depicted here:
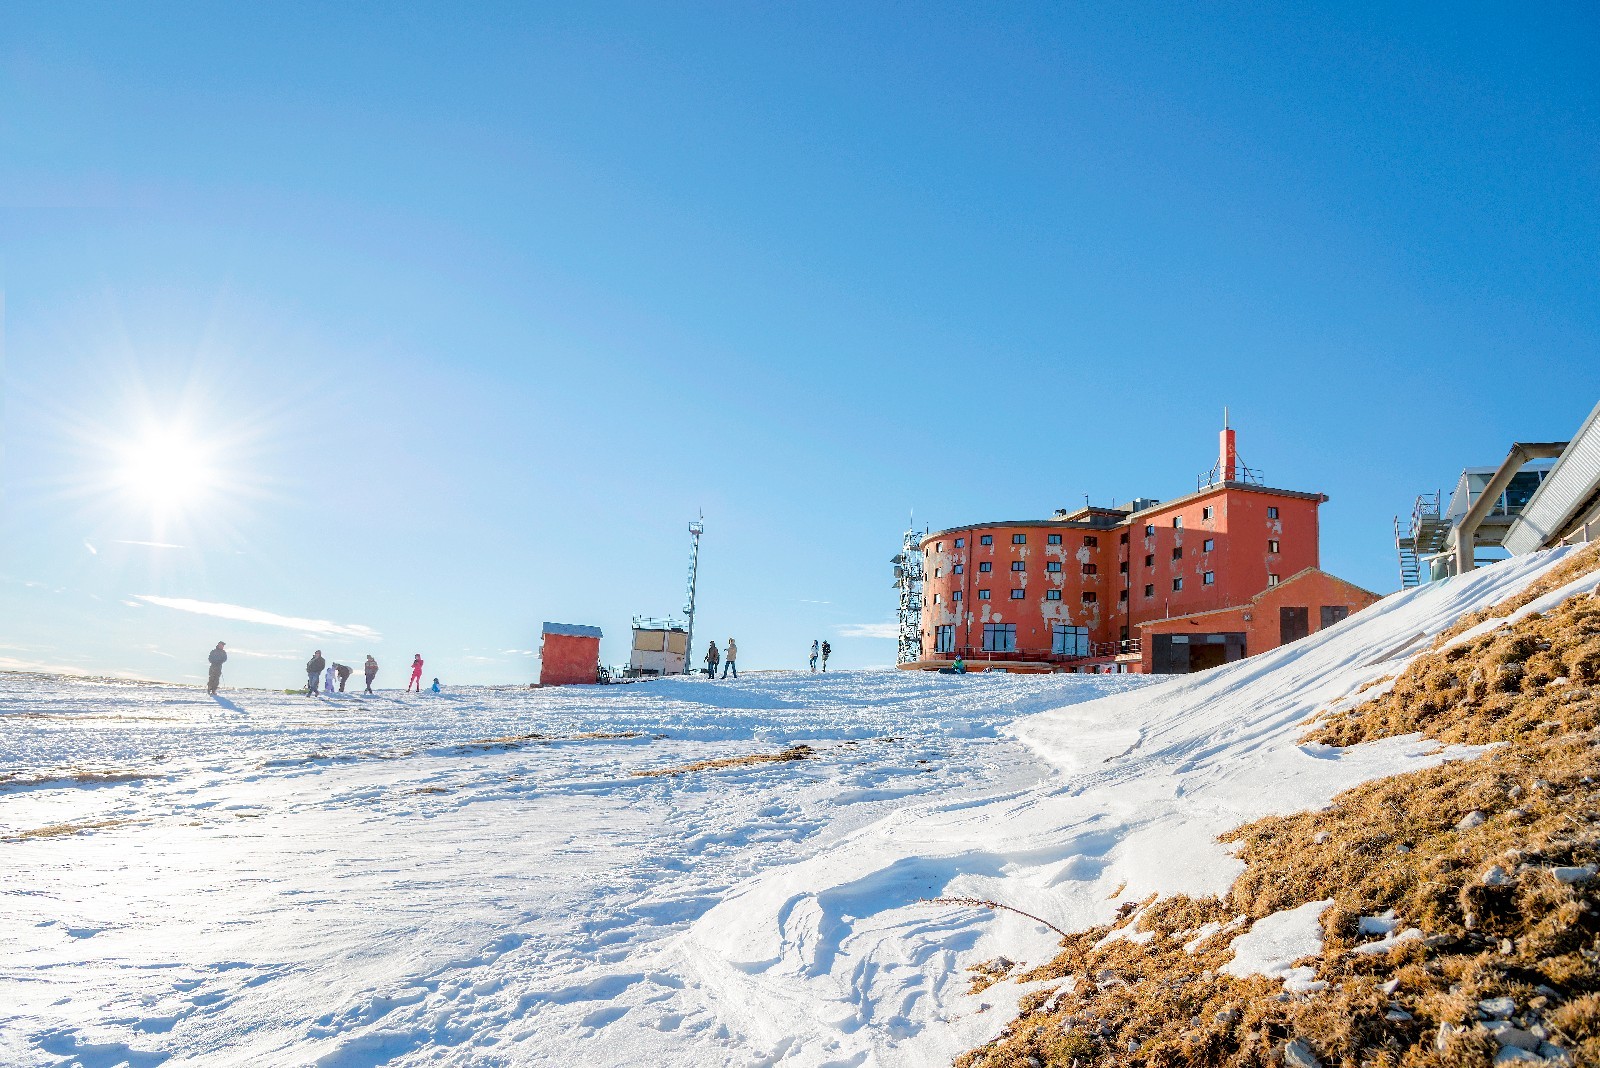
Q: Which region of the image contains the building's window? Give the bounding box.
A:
[1172,547,1183,560]
[980,534,993,545]
[1203,571,1215,585]
[933,593,940,604]
[954,537,965,548]
[1145,524,1155,536]
[953,564,964,575]
[979,562,992,573]
[1203,538,1214,552]
[1084,535,1099,547]
[1173,516,1184,529]
[1052,624,1089,657]
[1047,533,1062,545]
[1120,625,1130,641]
[935,542,942,552]
[1045,590,1062,601]
[1267,506,1280,520]
[1172,577,1184,592]
[1118,561,1128,574]
[935,625,956,653]
[1010,589,1026,600]
[1082,591,1098,603]
[934,567,941,578]
[978,589,991,600]
[1267,573,1280,587]
[1144,584,1154,597]
[1013,533,1027,545]
[1046,561,1063,573]
[1010,561,1026,572]
[1120,533,1130,545]
[952,590,963,602]
[1268,539,1280,553]
[1320,605,1349,629]
[1082,563,1099,576]
[982,623,1016,652]
[1118,589,1128,603]
[1144,553,1154,567]
[1202,505,1214,520]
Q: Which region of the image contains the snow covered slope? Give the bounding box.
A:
[1,549,1579,1067]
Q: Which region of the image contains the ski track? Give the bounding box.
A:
[2,548,1585,1067]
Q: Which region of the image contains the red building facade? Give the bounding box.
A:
[914,429,1371,673]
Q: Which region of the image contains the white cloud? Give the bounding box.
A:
[135,595,381,640]
[501,649,535,656]
[84,540,98,555]
[226,648,298,660]
[114,540,186,550]
[835,622,899,640]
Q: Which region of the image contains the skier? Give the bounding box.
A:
[821,641,831,672]
[705,641,720,678]
[206,641,227,694]
[306,650,326,696]
[334,662,353,693]
[407,654,424,693]
[722,637,737,679]
[430,677,441,694]
[363,655,378,694]
[808,640,819,672]
[324,661,337,695]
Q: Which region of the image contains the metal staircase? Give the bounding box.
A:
[1394,492,1446,588]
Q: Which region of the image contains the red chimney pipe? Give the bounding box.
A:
[1219,415,1237,482]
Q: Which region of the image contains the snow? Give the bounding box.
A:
[1220,900,1332,992]
[1,546,1588,1066]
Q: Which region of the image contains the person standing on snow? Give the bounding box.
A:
[324,661,337,695]
[821,641,831,672]
[808,640,819,672]
[704,641,720,678]
[363,655,378,694]
[407,654,424,693]
[722,637,737,679]
[334,662,353,692]
[206,642,227,694]
[306,650,326,696]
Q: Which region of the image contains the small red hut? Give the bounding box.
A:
[538,623,603,686]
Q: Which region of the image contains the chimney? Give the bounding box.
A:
[1219,407,1237,482]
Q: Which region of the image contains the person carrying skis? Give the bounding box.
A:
[363,655,378,694]
[407,654,424,693]
[334,662,353,692]
[820,641,831,672]
[206,642,227,694]
[722,637,737,679]
[306,650,326,696]
[705,640,720,678]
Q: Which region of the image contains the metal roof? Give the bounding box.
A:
[1504,399,1600,555]
[541,622,604,639]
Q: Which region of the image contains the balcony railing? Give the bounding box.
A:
[929,638,1141,664]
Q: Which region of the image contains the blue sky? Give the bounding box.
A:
[2,3,1597,687]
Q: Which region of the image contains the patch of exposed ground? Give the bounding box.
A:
[1430,543,1600,652]
[0,769,160,791]
[633,744,815,778]
[959,579,1600,1067]
[3,818,139,842]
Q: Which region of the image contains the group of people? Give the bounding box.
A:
[702,637,738,678]
[808,640,830,672]
[203,643,435,696]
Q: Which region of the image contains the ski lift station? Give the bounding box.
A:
[538,623,603,686]
[629,618,689,677]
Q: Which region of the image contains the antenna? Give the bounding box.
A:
[682,514,704,675]
[1224,405,1229,430]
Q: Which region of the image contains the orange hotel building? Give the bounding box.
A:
[913,428,1380,674]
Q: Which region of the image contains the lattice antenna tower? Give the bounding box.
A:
[891,520,925,665]
[682,515,704,674]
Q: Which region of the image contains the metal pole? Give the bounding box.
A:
[683,517,703,674]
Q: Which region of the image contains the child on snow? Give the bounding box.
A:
[407,654,424,693]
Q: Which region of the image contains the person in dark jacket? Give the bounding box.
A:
[306,650,326,696]
[820,641,831,672]
[363,655,378,694]
[206,642,227,694]
[334,662,353,692]
[705,641,720,678]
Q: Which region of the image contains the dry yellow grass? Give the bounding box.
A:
[632,744,814,778]
[3,817,136,842]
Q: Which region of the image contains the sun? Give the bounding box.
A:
[115,428,216,514]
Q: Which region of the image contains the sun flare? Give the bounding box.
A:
[115,428,215,513]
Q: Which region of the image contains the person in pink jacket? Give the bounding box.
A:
[407,654,424,692]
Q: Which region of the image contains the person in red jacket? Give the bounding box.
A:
[407,654,424,692]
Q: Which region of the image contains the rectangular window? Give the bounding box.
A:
[1052,624,1090,657]
[979,562,992,573]
[933,593,940,604]
[1267,573,1280,586]
[1144,583,1154,597]
[953,563,963,575]
[980,534,993,545]
[1046,561,1063,573]
[1118,561,1128,574]
[935,542,943,552]
[1172,547,1183,560]
[1082,563,1098,576]
[1202,505,1214,520]
[1267,506,1279,520]
[982,623,1016,652]
[1120,533,1129,545]
[1045,590,1062,601]
[1320,605,1349,629]
[954,537,965,548]
[1084,535,1098,547]
[952,590,963,602]
[1144,553,1154,567]
[1010,589,1025,600]
[1047,533,1062,545]
[1010,561,1026,572]
[934,567,941,578]
[1268,539,1280,553]
[1172,577,1184,591]
[1118,589,1128,603]
[1203,538,1214,552]
[1145,524,1155,536]
[934,625,956,653]
[1082,591,1098,603]
[978,589,991,600]
[1012,533,1027,545]
[1173,516,1183,529]
[1203,571,1215,585]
